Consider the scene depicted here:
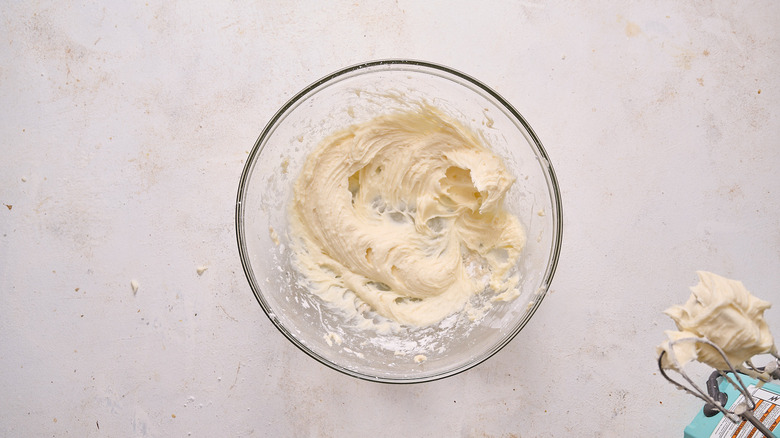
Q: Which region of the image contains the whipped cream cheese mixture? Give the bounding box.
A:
[289,105,526,327]
[658,271,776,371]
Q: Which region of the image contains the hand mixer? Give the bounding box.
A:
[657,271,779,438]
[658,336,780,438]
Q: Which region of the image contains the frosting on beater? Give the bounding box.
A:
[658,271,775,370]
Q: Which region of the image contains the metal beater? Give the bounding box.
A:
[658,336,780,437]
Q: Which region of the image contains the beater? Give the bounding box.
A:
[658,336,780,437]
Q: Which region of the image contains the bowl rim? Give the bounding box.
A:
[235,59,563,384]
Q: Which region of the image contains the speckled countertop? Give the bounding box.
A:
[1,1,779,437]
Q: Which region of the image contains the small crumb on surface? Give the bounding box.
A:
[196,266,208,275]
[131,279,139,294]
[414,354,427,364]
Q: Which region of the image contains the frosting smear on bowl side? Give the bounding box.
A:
[289,105,526,327]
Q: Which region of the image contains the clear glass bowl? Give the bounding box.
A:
[236,60,563,383]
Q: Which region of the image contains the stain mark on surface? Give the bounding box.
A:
[675,51,694,70]
[230,362,242,390]
[217,304,237,322]
[625,22,641,37]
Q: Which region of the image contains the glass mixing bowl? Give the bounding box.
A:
[236,60,562,383]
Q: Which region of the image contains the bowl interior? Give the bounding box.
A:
[236,61,562,382]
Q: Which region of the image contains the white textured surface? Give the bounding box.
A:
[1,1,779,436]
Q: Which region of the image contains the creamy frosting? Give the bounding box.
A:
[658,271,776,371]
[289,105,525,327]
